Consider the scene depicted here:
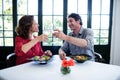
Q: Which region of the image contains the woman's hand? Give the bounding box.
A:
[44,50,52,57]
[37,34,48,42]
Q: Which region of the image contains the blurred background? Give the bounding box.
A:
[1,0,119,69]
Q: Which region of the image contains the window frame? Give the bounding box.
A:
[0,0,113,47]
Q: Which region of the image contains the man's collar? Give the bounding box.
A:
[71,27,83,36]
[79,27,84,35]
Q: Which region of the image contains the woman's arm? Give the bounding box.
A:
[22,34,48,53]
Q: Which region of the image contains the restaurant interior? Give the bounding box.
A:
[0,0,120,70]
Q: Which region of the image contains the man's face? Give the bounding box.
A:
[67,17,80,31]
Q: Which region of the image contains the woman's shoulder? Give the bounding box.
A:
[15,36,23,39]
[15,36,26,41]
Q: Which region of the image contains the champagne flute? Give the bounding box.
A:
[43,24,54,45]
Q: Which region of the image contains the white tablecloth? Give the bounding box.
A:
[0,55,120,80]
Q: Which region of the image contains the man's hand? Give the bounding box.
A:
[52,29,66,40]
[59,52,66,60]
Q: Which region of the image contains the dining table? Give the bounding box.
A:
[0,55,120,80]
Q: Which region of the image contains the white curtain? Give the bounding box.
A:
[110,0,120,66]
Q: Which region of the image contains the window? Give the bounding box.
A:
[68,0,110,45]
[92,0,110,45]
[0,0,13,46]
[67,0,88,33]
[17,0,38,36]
[17,0,38,23]
[42,0,63,46]
[0,0,112,46]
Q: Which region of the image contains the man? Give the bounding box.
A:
[53,13,95,60]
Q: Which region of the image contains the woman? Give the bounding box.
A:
[15,15,52,65]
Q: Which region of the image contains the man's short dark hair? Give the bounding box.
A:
[68,13,83,25]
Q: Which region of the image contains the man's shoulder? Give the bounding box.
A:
[83,27,92,31]
[83,28,93,33]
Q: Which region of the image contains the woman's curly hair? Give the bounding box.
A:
[15,15,34,39]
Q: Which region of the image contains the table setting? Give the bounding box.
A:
[0,55,120,80]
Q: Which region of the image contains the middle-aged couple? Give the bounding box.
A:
[15,13,94,65]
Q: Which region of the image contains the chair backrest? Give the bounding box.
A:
[94,52,105,63]
[6,53,16,67]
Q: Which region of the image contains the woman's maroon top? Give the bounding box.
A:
[15,36,44,65]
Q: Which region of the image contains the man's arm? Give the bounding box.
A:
[53,30,87,48]
[64,36,87,48]
[53,29,93,48]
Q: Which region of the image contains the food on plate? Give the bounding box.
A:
[70,54,92,63]
[34,56,40,61]
[73,55,88,61]
[34,55,51,61]
[71,55,89,62]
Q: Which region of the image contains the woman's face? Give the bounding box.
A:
[30,20,39,33]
